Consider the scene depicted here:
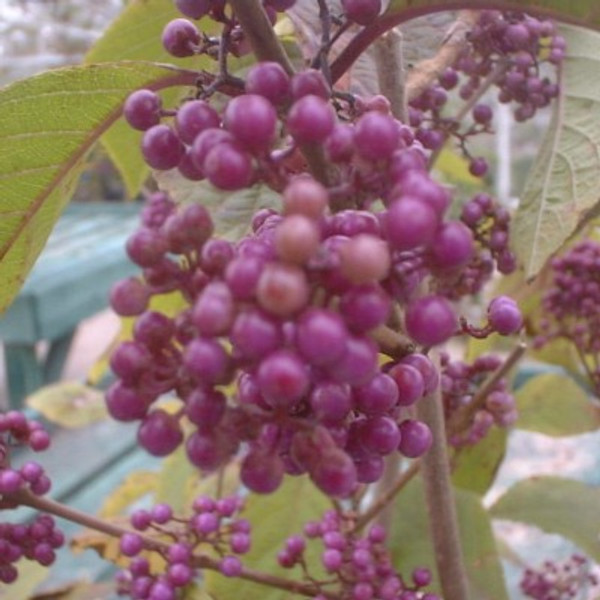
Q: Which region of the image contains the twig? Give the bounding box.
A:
[416,360,471,600]
[228,0,333,188]
[13,489,338,599]
[373,29,407,121]
[428,58,510,168]
[228,0,294,75]
[448,341,527,436]
[405,10,479,101]
[353,459,421,532]
[370,324,415,359]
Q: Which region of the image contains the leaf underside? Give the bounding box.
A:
[0,61,194,313]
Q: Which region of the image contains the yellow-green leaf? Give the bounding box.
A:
[490,476,600,562]
[0,560,48,600]
[85,0,218,195]
[205,477,330,600]
[26,381,108,428]
[389,478,509,600]
[515,372,600,436]
[0,61,197,313]
[155,173,282,241]
[452,427,508,496]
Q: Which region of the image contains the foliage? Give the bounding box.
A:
[1,1,600,600]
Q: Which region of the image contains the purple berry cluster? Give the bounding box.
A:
[432,192,517,300]
[117,494,249,598]
[113,22,528,496]
[278,510,439,600]
[440,353,518,446]
[108,187,451,498]
[409,10,563,176]
[520,554,599,600]
[0,515,65,583]
[0,411,51,498]
[536,240,600,394]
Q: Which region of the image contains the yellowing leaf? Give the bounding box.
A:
[0,560,48,600]
[26,381,108,428]
[0,62,197,313]
[100,471,159,518]
[435,147,482,186]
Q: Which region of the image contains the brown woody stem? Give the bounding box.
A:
[14,489,336,598]
[228,0,294,75]
[417,361,471,600]
[228,0,333,187]
[374,29,407,121]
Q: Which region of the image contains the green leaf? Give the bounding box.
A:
[515,372,600,436]
[85,0,218,195]
[205,477,330,600]
[389,479,509,600]
[155,173,282,241]
[26,381,108,428]
[452,427,508,496]
[490,476,600,561]
[0,61,197,313]
[513,25,600,277]
[154,445,198,514]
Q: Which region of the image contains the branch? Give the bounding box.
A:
[228,0,294,75]
[416,367,471,600]
[373,29,407,121]
[228,0,332,187]
[330,2,588,85]
[14,489,337,599]
[428,57,510,168]
[448,341,526,435]
[354,459,421,531]
[405,10,479,102]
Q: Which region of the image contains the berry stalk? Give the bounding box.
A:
[448,341,526,435]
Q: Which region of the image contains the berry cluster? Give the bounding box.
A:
[117,494,249,598]
[0,515,64,583]
[520,554,599,600]
[0,411,51,498]
[109,188,451,498]
[279,510,439,600]
[536,240,600,394]
[440,353,518,446]
[409,10,563,176]
[433,192,517,299]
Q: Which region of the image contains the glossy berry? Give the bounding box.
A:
[405,295,457,346]
[162,18,200,57]
[124,90,162,131]
[342,0,382,25]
